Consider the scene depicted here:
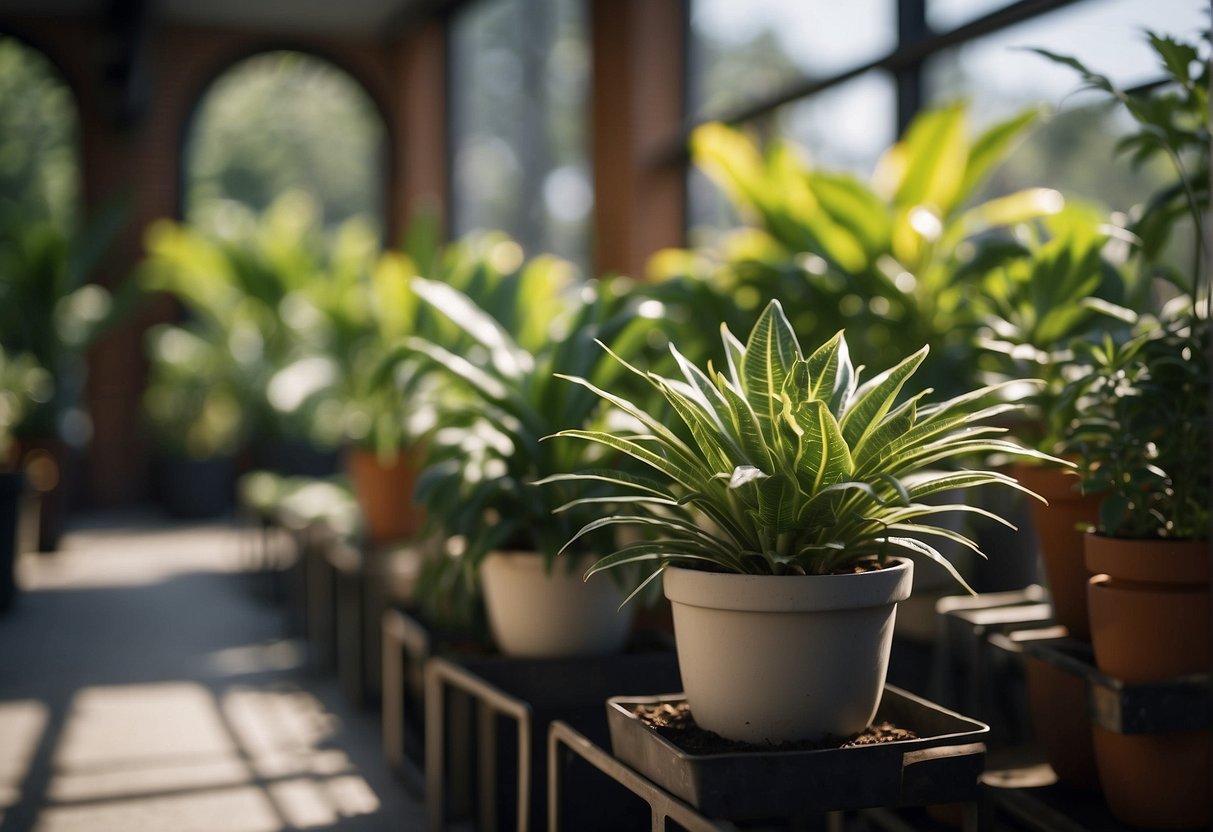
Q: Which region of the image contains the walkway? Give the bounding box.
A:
[0,512,425,832]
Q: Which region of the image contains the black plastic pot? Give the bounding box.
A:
[607,686,989,820]
[156,454,236,519]
[0,471,26,613]
[425,635,682,831]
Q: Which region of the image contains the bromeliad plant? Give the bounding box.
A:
[549,299,1058,600]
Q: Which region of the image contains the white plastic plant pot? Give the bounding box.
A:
[664,558,914,744]
[481,551,635,658]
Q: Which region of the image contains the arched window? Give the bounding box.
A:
[0,35,79,228]
[184,50,386,236]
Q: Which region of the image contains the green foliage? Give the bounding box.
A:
[1063,313,1209,540]
[0,347,51,463]
[187,51,385,236]
[1032,30,1210,296]
[0,199,136,437]
[972,203,1138,454]
[401,258,660,580]
[143,323,246,459]
[1048,28,1211,542]
[651,103,1057,397]
[0,36,78,228]
[140,192,340,449]
[550,300,1056,601]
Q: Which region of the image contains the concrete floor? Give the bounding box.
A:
[0,512,426,832]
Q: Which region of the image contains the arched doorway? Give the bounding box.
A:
[0,34,79,228]
[183,49,387,237]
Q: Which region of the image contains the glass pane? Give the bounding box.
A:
[927,0,1013,32]
[926,0,1206,127]
[689,0,896,119]
[185,51,385,235]
[926,0,1205,274]
[778,71,897,176]
[449,0,590,270]
[924,0,1205,211]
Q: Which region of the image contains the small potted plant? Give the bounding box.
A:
[1060,310,1209,826]
[0,347,48,611]
[1041,28,1210,827]
[400,255,660,658]
[0,199,134,549]
[142,323,246,518]
[550,299,1054,744]
[972,201,1136,637]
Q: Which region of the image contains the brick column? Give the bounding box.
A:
[386,19,448,244]
[590,0,686,280]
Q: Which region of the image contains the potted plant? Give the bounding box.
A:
[139,193,343,480]
[0,199,134,549]
[398,254,660,658]
[1060,312,1209,826]
[314,223,521,546]
[142,322,247,518]
[646,103,1068,594]
[972,202,1137,637]
[0,347,48,611]
[1045,28,1210,828]
[651,101,1059,400]
[549,299,1055,744]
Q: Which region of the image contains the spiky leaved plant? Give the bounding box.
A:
[545,299,1058,602]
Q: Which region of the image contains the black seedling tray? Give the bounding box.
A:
[607,686,989,820]
[1020,637,1211,734]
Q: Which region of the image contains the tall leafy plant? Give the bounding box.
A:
[396,259,659,583]
[652,103,1059,396]
[0,199,136,438]
[548,300,1057,603]
[972,202,1137,454]
[1046,29,1211,542]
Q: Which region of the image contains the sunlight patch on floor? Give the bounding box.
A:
[0,699,49,824]
[204,640,306,677]
[17,522,248,591]
[19,681,380,832]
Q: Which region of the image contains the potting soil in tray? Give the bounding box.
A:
[606,686,989,819]
[633,700,918,754]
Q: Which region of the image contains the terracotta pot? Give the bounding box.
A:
[13,437,72,552]
[480,551,634,658]
[664,559,913,744]
[345,447,425,545]
[1012,464,1101,640]
[1085,535,1210,682]
[1092,727,1210,829]
[1023,648,1100,791]
[1084,533,1210,828]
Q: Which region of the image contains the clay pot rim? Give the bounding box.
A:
[1084,533,1211,586]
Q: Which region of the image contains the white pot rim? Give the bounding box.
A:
[483,550,600,577]
[663,557,913,613]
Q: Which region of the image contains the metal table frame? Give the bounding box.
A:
[425,655,533,832]
[547,721,981,832]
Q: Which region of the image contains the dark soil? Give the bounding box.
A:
[633,700,917,755]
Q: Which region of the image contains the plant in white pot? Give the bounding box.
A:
[398,257,661,658]
[548,299,1057,744]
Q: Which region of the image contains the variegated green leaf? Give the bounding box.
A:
[787,399,853,494]
[840,345,928,454]
[740,299,802,434]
